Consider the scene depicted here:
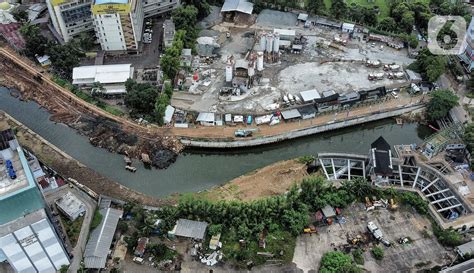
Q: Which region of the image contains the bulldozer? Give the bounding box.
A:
[303,225,317,234]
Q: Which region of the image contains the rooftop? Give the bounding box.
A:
[281,109,301,120]
[84,199,123,269]
[221,0,253,14]
[173,219,208,240]
[94,0,128,4]
[72,64,133,85]
[299,89,321,102]
[55,191,86,221]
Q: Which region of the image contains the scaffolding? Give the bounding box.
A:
[422,123,464,159]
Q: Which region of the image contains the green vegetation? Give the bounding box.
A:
[59,214,83,247]
[319,251,361,272]
[296,155,315,164]
[432,225,464,247]
[208,224,223,236]
[371,246,384,260]
[59,265,69,273]
[352,249,364,265]
[426,89,459,121]
[124,79,159,119]
[11,7,29,23]
[408,49,447,82]
[147,243,178,262]
[464,123,474,165]
[171,5,198,49]
[90,209,103,230]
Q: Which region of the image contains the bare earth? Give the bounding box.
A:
[204,159,309,201]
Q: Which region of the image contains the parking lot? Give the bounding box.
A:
[292,203,454,272]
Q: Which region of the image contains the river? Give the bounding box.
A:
[0,88,432,197]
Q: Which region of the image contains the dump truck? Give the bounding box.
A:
[367,221,383,240]
[383,64,401,71]
[368,72,385,81]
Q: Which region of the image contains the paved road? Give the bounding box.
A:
[44,185,97,273]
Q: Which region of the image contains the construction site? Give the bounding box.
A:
[171,8,415,116]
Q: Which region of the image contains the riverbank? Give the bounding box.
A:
[178,159,310,201]
[0,46,182,169]
[0,111,171,206]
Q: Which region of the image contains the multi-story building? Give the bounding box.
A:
[0,129,70,273]
[459,17,474,72]
[46,0,94,42]
[92,0,144,51]
[142,0,179,17]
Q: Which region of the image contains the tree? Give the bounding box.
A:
[409,49,447,82]
[59,265,69,273]
[153,94,170,125]
[124,79,159,118]
[378,17,397,32]
[400,11,415,33]
[76,32,96,51]
[172,5,198,48]
[47,42,85,79]
[20,24,49,57]
[208,224,223,236]
[11,8,29,23]
[330,0,347,19]
[426,89,459,121]
[320,251,361,273]
[307,0,325,15]
[362,7,378,27]
[371,246,384,260]
[117,221,129,233]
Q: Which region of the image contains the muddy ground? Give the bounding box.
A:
[0,112,173,206]
[0,51,182,169]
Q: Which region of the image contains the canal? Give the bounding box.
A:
[0,88,431,197]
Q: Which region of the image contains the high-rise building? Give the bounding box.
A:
[0,129,70,273]
[459,17,474,72]
[92,0,144,51]
[46,0,94,42]
[142,0,180,18]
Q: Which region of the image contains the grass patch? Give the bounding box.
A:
[296,155,314,164]
[371,246,384,260]
[90,209,103,230]
[352,249,364,265]
[221,230,296,268]
[59,214,83,247]
[104,105,124,117]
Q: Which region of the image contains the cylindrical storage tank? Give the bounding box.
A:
[248,67,255,77]
[257,52,264,71]
[273,33,280,52]
[259,33,266,52]
[265,34,273,53]
[225,65,233,82]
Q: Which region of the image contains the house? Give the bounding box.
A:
[342,23,355,33]
[134,237,149,257]
[36,55,51,67]
[55,191,86,221]
[196,36,220,57]
[72,64,134,95]
[406,69,422,83]
[281,109,301,121]
[181,48,192,67]
[440,258,474,272]
[274,28,296,41]
[321,205,336,219]
[221,0,253,22]
[84,199,123,269]
[168,219,208,240]
[300,89,321,103]
[163,20,175,48]
[164,105,175,125]
[456,240,474,258]
[297,13,308,23]
[196,112,216,126]
[315,17,342,29]
[298,105,317,120]
[369,136,393,179]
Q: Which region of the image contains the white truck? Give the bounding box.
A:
[367,221,391,246]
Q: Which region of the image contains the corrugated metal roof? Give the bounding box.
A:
[72,64,132,85]
[174,219,208,240]
[84,206,122,269]
[321,205,336,218]
[164,105,175,124]
[273,28,296,37]
[297,13,308,21]
[196,113,215,123]
[456,240,474,256]
[299,89,321,102]
[281,109,301,120]
[221,0,253,14]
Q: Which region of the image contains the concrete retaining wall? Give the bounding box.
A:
[180,104,425,148]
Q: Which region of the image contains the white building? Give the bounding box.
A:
[342,22,355,33]
[92,0,144,51]
[55,191,86,221]
[72,64,134,94]
[46,0,94,42]
[142,0,180,17]
[0,129,70,272]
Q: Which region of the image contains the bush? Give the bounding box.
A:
[371,246,384,260]
[320,251,361,272]
[432,224,464,247]
[398,192,429,215]
[352,249,364,265]
[208,224,223,236]
[296,155,315,164]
